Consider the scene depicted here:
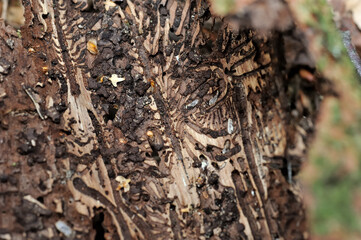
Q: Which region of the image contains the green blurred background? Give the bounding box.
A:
[297,0,361,239]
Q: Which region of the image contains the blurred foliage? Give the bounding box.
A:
[302,0,360,96]
[293,0,361,239]
[210,0,235,16]
[309,103,361,238]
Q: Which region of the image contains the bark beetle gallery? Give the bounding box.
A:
[0,0,326,239]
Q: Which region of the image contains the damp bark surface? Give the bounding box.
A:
[0,0,325,239]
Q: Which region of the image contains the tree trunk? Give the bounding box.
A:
[0,0,323,239]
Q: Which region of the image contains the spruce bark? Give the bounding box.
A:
[0,0,322,239]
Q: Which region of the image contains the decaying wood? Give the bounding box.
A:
[0,0,324,239]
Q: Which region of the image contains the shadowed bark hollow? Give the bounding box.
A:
[0,0,325,239]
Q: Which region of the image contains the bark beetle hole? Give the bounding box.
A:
[145,150,161,164]
[147,145,161,165]
[103,105,118,122]
[195,143,201,150]
[151,150,161,165]
[60,129,71,136]
[92,210,105,240]
[214,198,222,206]
[211,162,219,170]
[38,180,47,191]
[206,145,213,152]
[113,0,127,9]
[199,154,207,161]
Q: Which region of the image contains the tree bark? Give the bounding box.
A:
[0,0,323,239]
